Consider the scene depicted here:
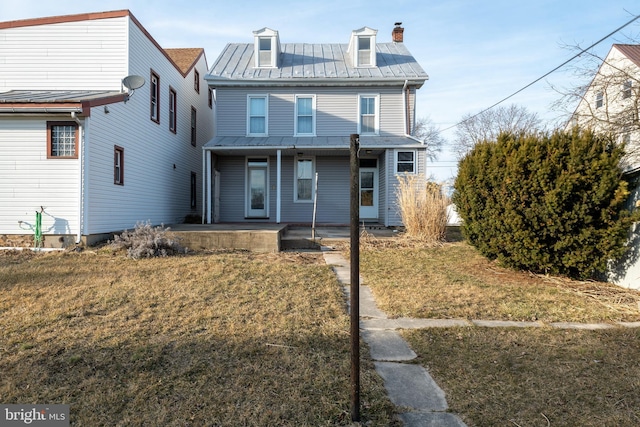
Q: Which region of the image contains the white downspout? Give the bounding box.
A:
[402,80,410,136]
[206,150,212,224]
[276,149,281,223]
[71,112,84,244]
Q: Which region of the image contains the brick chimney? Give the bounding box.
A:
[392,22,404,43]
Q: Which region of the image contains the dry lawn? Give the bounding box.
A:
[404,327,640,426]
[359,239,640,323]
[0,249,395,426]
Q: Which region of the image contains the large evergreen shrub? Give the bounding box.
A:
[452,128,637,279]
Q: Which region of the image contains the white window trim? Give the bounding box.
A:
[294,94,316,137]
[395,149,417,175]
[245,157,270,218]
[358,94,380,135]
[294,155,316,203]
[247,94,269,136]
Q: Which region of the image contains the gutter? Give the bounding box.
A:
[0,107,83,114]
[205,77,427,89]
[71,112,84,244]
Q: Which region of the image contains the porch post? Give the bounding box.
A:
[276,149,281,223]
[205,150,212,224]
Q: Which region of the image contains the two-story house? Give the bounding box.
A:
[203,24,429,226]
[0,10,214,246]
[570,44,640,169]
[569,44,640,289]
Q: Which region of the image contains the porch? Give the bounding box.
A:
[169,223,397,252]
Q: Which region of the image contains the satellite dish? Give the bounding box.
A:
[122,75,145,91]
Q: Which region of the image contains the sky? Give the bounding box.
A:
[2,0,639,184]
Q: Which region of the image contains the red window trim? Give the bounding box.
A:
[169,86,177,134]
[190,106,197,147]
[150,69,160,123]
[114,145,124,185]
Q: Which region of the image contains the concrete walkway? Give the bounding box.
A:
[322,249,468,427]
[322,245,640,425]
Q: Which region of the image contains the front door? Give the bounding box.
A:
[359,166,378,220]
[247,159,268,218]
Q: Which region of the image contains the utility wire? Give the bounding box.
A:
[440,13,640,133]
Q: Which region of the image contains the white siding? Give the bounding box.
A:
[84,19,213,234]
[0,17,128,91]
[0,118,79,238]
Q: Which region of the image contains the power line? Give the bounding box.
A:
[440,12,640,134]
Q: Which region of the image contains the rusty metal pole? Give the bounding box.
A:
[349,133,360,422]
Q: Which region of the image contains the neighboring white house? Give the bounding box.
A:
[0,10,214,246]
[203,24,429,226]
[569,44,640,289]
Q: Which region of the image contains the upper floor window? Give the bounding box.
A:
[258,38,272,67]
[358,36,372,66]
[358,94,379,135]
[295,95,316,136]
[295,156,315,202]
[623,80,632,100]
[247,95,268,136]
[150,71,160,123]
[190,107,197,146]
[395,150,416,174]
[169,88,177,133]
[114,145,124,185]
[194,70,200,93]
[208,87,213,109]
[47,122,78,159]
[595,91,604,109]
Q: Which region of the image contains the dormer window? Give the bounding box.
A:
[358,37,372,66]
[348,27,377,68]
[258,38,271,67]
[253,28,280,68]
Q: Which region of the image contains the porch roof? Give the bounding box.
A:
[203,135,424,155]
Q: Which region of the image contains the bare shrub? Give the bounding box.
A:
[396,174,449,244]
[110,221,185,259]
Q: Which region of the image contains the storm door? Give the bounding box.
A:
[359,158,378,220]
[246,158,268,218]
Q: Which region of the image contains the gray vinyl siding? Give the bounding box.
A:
[215,87,406,138]
[216,154,352,224]
[378,153,387,225]
[385,148,427,226]
[279,156,350,224]
[217,156,247,222]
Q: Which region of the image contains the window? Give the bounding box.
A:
[114,146,124,185]
[258,38,272,67]
[150,71,160,122]
[190,172,197,209]
[395,150,416,174]
[208,87,213,109]
[595,91,603,109]
[358,36,372,66]
[247,95,268,136]
[169,88,177,133]
[623,80,632,100]
[295,156,315,202]
[190,107,197,146]
[359,95,379,135]
[194,70,200,93]
[295,95,315,136]
[47,122,78,159]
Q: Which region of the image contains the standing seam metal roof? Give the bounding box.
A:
[207,42,428,83]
